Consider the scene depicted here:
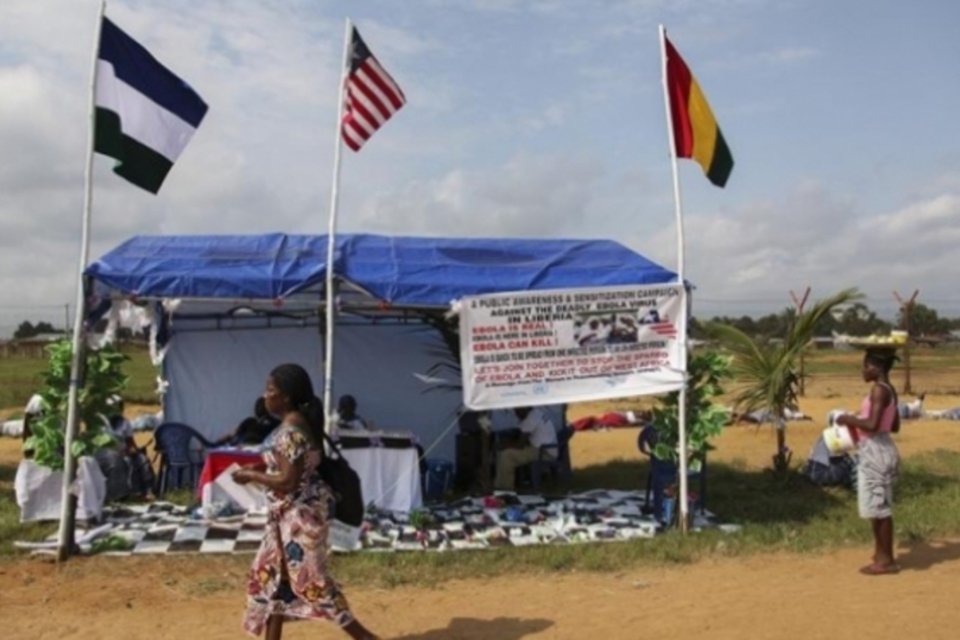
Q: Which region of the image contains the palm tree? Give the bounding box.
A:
[707,288,861,474]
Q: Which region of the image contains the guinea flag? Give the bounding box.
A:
[94,17,208,194]
[664,36,733,188]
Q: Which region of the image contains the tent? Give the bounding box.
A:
[86,233,679,461]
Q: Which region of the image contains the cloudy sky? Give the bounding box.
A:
[2,0,959,337]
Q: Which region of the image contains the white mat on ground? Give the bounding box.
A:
[15,490,737,556]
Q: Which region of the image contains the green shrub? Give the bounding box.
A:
[23,340,129,470]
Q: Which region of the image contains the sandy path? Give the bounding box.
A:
[3,541,959,639]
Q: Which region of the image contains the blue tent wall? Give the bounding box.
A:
[160,316,463,461]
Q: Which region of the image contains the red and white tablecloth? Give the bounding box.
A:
[198,448,263,511]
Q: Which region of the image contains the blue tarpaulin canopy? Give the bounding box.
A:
[86,233,679,306]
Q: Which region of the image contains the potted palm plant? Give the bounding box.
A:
[707,288,860,474]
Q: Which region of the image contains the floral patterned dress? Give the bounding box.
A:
[243,424,354,636]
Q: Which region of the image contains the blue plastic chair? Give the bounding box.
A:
[153,422,215,497]
[637,424,708,520]
[422,458,455,501]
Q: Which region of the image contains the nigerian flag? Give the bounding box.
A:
[95,17,208,193]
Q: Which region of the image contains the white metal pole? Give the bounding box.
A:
[659,24,690,533]
[322,18,352,433]
[57,0,106,562]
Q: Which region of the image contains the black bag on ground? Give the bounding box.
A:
[801,456,857,489]
[319,434,365,526]
[801,435,857,489]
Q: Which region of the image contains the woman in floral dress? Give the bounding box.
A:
[232,363,377,640]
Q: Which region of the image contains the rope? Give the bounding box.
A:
[362,413,462,510]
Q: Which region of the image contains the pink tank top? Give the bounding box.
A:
[857,382,898,437]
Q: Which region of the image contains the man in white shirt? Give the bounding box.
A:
[96,397,155,499]
[494,406,558,491]
[21,393,45,457]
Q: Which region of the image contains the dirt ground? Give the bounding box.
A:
[3,382,960,639]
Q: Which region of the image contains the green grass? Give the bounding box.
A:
[0,342,159,411]
[0,355,47,413]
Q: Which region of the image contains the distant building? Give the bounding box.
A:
[0,333,66,358]
[810,336,836,350]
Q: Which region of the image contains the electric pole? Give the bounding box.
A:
[894,290,919,394]
[790,287,811,396]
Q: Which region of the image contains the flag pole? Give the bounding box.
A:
[322,17,352,433]
[57,0,106,562]
[659,24,691,534]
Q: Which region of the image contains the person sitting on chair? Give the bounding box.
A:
[21,393,45,458]
[335,394,370,431]
[215,397,281,447]
[494,406,558,491]
[95,397,155,500]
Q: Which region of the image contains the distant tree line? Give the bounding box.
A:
[692,302,960,340]
[12,319,141,341]
[13,321,62,339]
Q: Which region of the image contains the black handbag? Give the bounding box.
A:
[318,433,365,526]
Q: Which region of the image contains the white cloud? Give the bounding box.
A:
[521,103,566,132]
[0,65,80,190]
[637,182,960,318]
[760,46,819,64]
[348,152,603,238]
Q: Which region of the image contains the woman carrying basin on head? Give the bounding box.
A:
[835,347,901,575]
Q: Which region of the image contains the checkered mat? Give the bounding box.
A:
[17,490,736,556]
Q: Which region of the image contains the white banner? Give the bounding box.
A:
[459,284,686,410]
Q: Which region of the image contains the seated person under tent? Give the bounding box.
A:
[334,394,370,431]
[214,397,281,447]
[94,398,156,501]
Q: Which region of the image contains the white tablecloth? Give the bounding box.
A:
[341,445,422,513]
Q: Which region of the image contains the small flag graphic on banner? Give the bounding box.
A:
[95,17,208,193]
[341,27,406,152]
[664,36,733,188]
[650,321,678,338]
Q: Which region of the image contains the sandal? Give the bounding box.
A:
[859,563,900,575]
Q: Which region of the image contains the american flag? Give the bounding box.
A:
[341,27,406,152]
